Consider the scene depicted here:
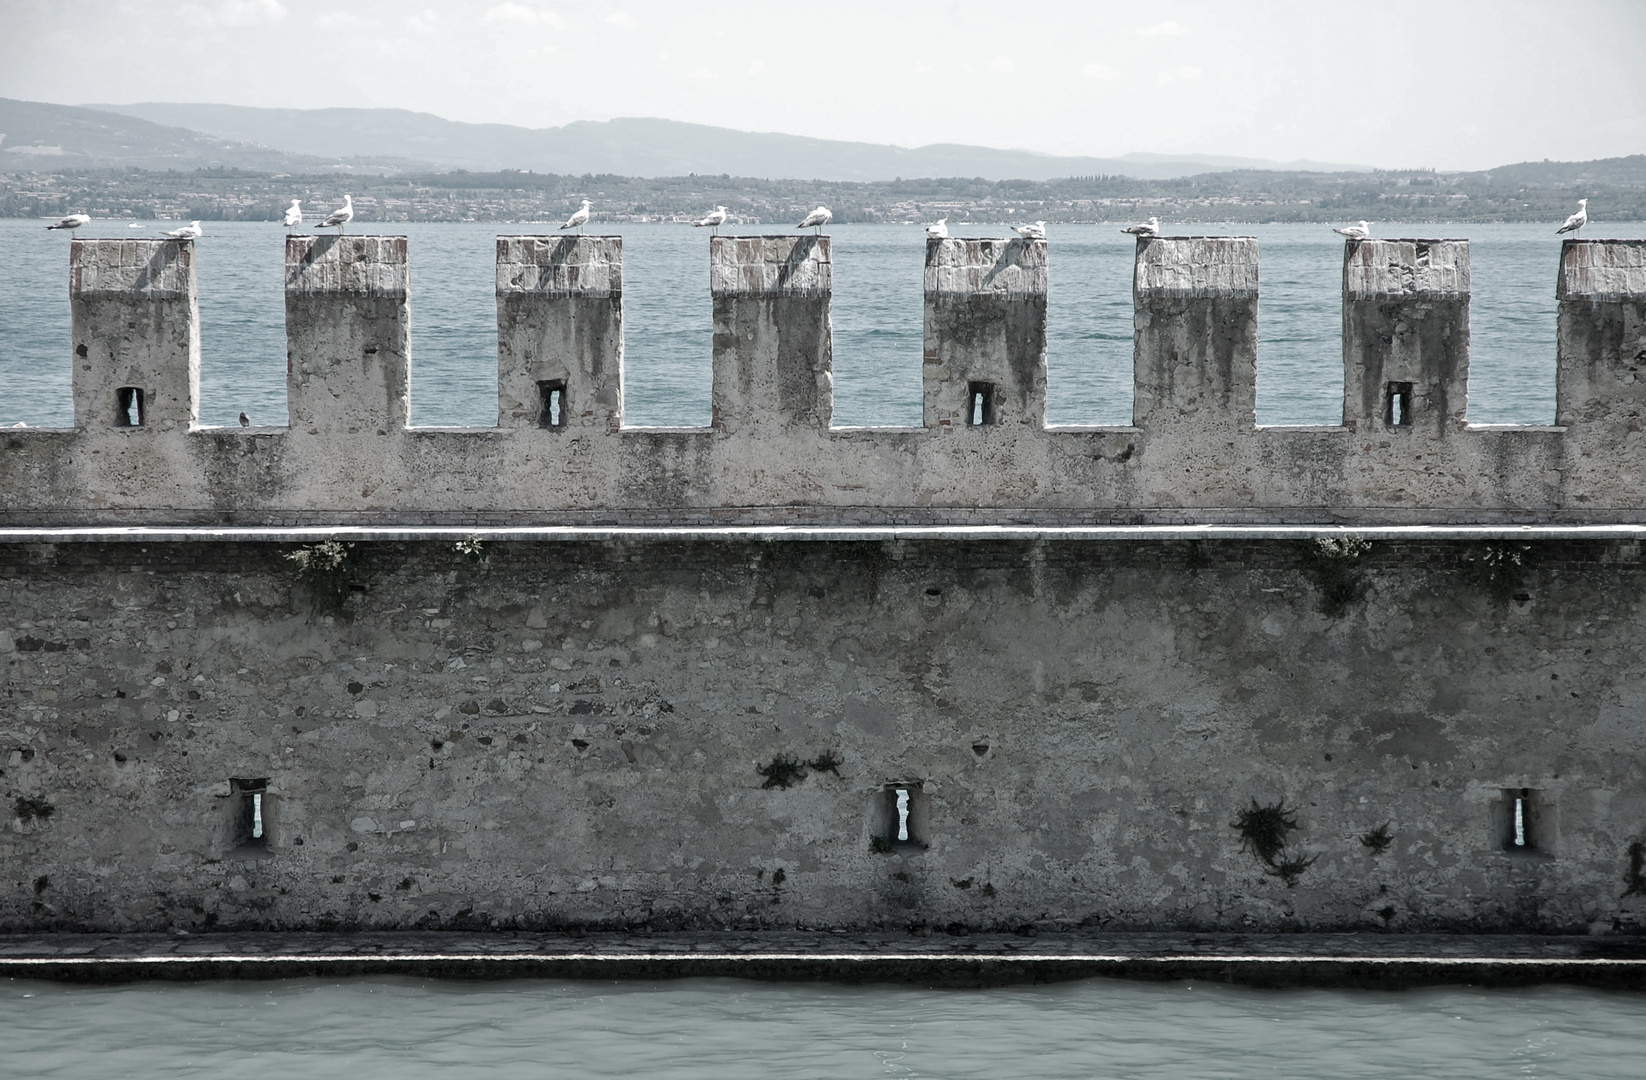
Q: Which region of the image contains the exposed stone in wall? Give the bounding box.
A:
[5,538,1646,935]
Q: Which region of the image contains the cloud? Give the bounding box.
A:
[314,10,364,28]
[747,60,767,75]
[606,12,636,28]
[177,0,287,26]
[1156,65,1202,85]
[1137,20,1187,37]
[484,3,560,26]
[1081,62,1120,80]
[687,68,719,81]
[987,55,1013,73]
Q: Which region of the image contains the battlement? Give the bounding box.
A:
[4,235,1646,526]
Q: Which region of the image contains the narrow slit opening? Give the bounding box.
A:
[116,386,145,427]
[230,777,270,853]
[1385,382,1413,428]
[966,381,995,427]
[538,380,567,429]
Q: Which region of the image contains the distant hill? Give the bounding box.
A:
[82,102,1371,182]
[0,98,427,173]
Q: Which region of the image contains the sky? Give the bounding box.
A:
[2,0,1643,171]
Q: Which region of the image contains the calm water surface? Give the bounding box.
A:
[5,976,1644,1078]
[4,219,1637,431]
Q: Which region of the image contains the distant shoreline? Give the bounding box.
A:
[4,165,1639,227]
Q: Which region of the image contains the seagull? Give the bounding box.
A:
[1013,221,1047,240]
[1334,220,1371,240]
[239,412,250,428]
[45,214,91,232]
[1557,198,1588,236]
[159,221,203,240]
[317,195,353,233]
[282,199,303,231]
[1121,217,1159,237]
[926,217,948,239]
[694,206,729,233]
[798,206,832,233]
[560,199,592,234]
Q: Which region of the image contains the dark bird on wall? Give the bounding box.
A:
[1557,199,1588,236]
[239,412,250,427]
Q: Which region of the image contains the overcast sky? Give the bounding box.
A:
[4,0,1642,170]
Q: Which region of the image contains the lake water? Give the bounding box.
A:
[5,975,1644,1078]
[2,219,1636,432]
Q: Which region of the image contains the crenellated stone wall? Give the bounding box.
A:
[3,235,1646,526]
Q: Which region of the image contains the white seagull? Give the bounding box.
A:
[798,206,832,233]
[926,217,948,239]
[1557,198,1588,236]
[560,199,593,234]
[1013,220,1047,240]
[46,214,91,232]
[1334,220,1371,240]
[317,195,354,232]
[282,199,303,231]
[159,221,203,240]
[1121,217,1160,237]
[694,206,729,233]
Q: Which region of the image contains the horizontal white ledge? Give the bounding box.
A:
[4,523,1646,544]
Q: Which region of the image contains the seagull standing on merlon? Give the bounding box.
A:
[317,195,354,233]
[561,200,593,234]
[1557,199,1588,237]
[798,206,832,233]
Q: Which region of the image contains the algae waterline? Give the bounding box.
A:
[5,976,1644,1078]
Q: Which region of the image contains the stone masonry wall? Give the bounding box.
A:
[5,536,1646,935]
[4,236,1646,526]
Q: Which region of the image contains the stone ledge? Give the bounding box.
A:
[4,931,1644,988]
[4,522,1646,544]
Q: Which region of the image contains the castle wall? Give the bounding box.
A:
[5,536,1646,934]
[4,236,1644,525]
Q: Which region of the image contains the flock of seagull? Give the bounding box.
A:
[44,198,1597,244]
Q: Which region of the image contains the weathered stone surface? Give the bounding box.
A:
[14,235,1646,524]
[1342,239,1471,435]
[1343,238,1470,300]
[69,238,199,434]
[711,236,832,434]
[922,238,1047,434]
[1559,238,1646,301]
[5,537,1646,936]
[497,236,623,430]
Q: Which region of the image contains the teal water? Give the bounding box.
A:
[3,976,1643,1078]
[2,219,1638,431]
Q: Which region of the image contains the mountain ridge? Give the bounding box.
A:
[79,101,1372,182]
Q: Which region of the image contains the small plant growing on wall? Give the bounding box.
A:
[453,534,487,564]
[1301,535,1371,617]
[1360,822,1394,855]
[1466,541,1531,604]
[14,795,55,823]
[758,751,845,789]
[1232,797,1317,887]
[285,540,358,613]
